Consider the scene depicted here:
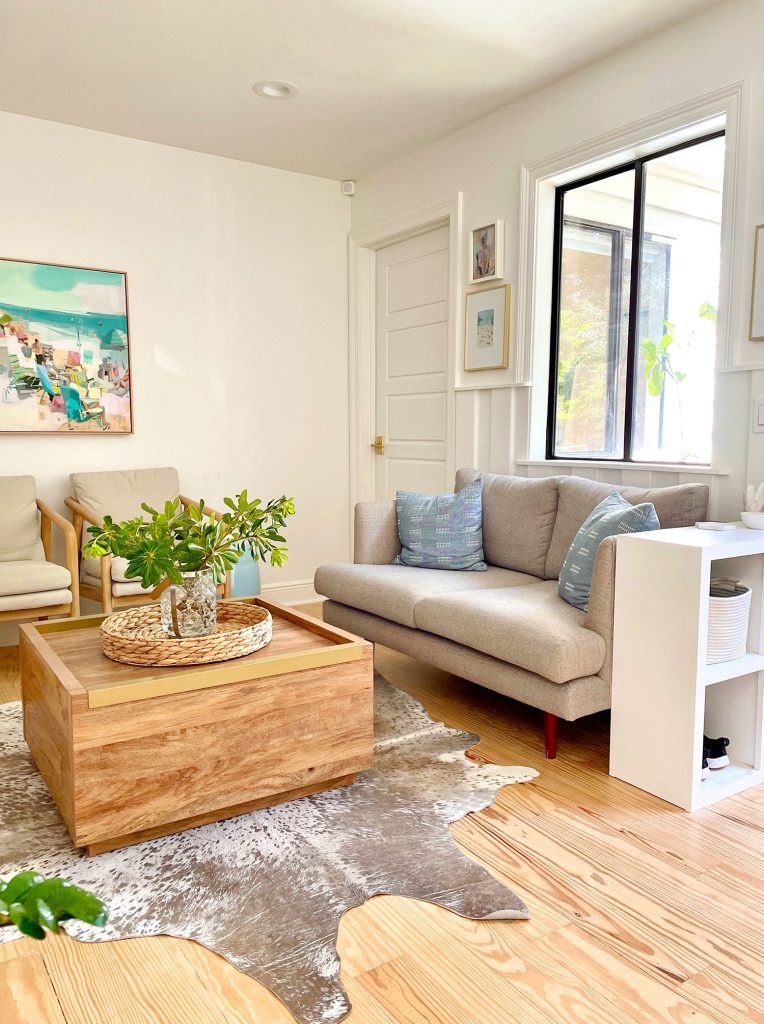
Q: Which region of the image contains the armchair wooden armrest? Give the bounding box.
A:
[180,495,224,520]
[64,496,104,529]
[36,499,80,616]
[64,495,111,612]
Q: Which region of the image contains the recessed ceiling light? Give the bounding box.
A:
[252,80,298,100]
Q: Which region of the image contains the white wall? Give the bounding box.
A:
[0,112,351,624]
[351,0,764,520]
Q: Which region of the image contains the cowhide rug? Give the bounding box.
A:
[0,673,537,1023]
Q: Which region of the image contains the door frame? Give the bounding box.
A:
[347,191,463,550]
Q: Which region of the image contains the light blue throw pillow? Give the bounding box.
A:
[393,481,487,571]
[559,492,660,610]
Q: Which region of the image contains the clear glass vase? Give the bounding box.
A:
[160,570,217,638]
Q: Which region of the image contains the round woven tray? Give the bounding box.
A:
[101,602,273,667]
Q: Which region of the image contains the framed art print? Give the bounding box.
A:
[464,284,510,371]
[469,220,504,284]
[0,256,132,434]
[751,224,764,341]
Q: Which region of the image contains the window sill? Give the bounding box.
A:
[517,459,728,476]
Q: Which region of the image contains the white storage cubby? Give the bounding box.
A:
[610,526,764,811]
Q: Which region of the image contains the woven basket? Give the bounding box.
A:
[101,602,272,667]
[707,580,751,664]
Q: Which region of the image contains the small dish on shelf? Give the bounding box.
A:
[741,511,764,529]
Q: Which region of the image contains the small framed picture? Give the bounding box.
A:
[469,220,504,283]
[750,224,764,341]
[464,285,510,372]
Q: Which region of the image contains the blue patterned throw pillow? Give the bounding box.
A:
[393,481,487,571]
[559,492,660,610]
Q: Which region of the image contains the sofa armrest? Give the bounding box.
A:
[354,501,400,564]
[584,535,617,685]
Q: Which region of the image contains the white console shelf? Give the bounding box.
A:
[610,525,764,811]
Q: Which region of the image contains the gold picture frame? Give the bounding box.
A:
[464,284,510,371]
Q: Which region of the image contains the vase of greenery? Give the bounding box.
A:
[159,569,218,638]
[83,491,295,639]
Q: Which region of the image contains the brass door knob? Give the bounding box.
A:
[371,436,385,455]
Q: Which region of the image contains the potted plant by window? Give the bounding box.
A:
[83,492,295,638]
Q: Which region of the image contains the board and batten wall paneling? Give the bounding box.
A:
[454,388,513,478]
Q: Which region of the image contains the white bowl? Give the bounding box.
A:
[741,511,764,529]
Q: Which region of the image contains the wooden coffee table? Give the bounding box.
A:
[19,598,373,855]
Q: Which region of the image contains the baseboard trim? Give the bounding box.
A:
[260,578,319,606]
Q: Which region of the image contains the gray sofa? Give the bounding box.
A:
[315,469,709,757]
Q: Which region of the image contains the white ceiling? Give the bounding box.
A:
[0,0,724,180]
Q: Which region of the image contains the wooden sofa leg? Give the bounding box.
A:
[543,712,558,759]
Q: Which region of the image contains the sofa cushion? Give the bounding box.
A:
[455,469,558,577]
[71,467,180,524]
[415,580,606,683]
[314,562,539,629]
[394,480,486,571]
[545,476,709,579]
[559,493,660,610]
[0,559,71,597]
[0,476,44,562]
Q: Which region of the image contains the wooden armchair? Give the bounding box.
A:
[64,467,231,613]
[0,475,79,623]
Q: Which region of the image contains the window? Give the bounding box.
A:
[547,132,725,464]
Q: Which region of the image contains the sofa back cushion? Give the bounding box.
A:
[455,468,558,577]
[545,475,709,579]
[0,475,43,562]
[70,467,181,524]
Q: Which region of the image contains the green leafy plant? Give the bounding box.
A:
[0,871,108,940]
[641,319,687,397]
[82,492,295,589]
[641,301,717,398]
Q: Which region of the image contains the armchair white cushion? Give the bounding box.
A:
[0,475,78,617]
[0,560,71,596]
[0,476,45,562]
[71,467,180,590]
[0,557,72,611]
[71,467,180,523]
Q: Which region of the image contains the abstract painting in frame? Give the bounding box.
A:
[0,257,132,434]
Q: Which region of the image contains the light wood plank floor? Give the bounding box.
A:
[1,603,762,1024]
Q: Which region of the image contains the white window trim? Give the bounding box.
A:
[516,82,745,467]
[516,459,728,477]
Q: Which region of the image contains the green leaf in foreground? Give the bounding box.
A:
[0,872,108,940]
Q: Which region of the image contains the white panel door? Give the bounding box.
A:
[375,225,449,499]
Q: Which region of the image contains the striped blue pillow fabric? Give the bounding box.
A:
[393,481,487,571]
[559,492,660,610]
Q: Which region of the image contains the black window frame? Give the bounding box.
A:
[545,128,725,464]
